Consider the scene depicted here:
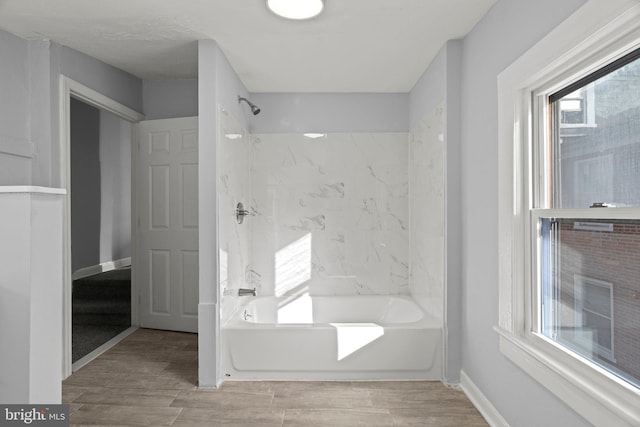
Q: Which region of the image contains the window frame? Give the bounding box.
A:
[497,1,640,425]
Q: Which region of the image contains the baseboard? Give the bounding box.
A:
[72,257,131,280]
[460,370,510,427]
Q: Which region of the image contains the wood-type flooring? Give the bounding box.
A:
[63,328,488,426]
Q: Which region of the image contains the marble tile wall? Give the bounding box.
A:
[250,133,409,297]
[218,114,443,318]
[218,109,253,321]
[409,104,445,319]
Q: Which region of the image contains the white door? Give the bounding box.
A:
[136,117,198,332]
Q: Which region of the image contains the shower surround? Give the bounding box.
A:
[219,108,411,302]
[218,106,446,380]
[409,104,445,319]
[251,132,409,298]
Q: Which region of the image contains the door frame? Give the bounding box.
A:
[59,76,145,379]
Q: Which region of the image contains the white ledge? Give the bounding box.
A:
[0,186,67,195]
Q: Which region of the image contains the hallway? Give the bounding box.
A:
[73,267,131,362]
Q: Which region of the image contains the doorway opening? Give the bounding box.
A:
[69,98,134,367]
[60,77,144,378]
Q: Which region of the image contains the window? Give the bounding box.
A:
[536,48,640,389]
[497,1,640,425]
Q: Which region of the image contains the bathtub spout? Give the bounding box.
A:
[238,288,256,296]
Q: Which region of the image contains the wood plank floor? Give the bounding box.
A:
[63,328,488,426]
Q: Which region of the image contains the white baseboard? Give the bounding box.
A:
[72,257,131,280]
[460,370,510,427]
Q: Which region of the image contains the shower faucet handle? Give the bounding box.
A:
[238,288,257,296]
[235,202,253,224]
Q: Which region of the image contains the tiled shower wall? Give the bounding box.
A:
[218,109,252,321]
[409,104,445,319]
[250,133,410,297]
[219,108,444,320]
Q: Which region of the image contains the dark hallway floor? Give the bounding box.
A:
[72,266,131,362]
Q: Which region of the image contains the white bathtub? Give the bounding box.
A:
[221,295,442,381]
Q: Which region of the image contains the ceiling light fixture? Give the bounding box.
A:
[266,0,325,20]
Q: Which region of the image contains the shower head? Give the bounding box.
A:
[238,96,261,115]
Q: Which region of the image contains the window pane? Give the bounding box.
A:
[552,52,640,208]
[583,311,612,351]
[540,218,640,386]
[583,284,611,316]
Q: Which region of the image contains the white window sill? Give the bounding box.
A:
[495,326,640,426]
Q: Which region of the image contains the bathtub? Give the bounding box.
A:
[221,295,442,381]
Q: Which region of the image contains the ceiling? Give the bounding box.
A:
[0,0,496,93]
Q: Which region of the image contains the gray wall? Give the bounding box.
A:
[57,45,143,113]
[0,36,143,188]
[52,45,141,273]
[143,79,198,120]
[459,0,591,425]
[48,43,143,188]
[70,99,101,272]
[98,107,131,265]
[249,93,409,133]
[56,45,141,273]
[0,30,50,186]
[70,99,132,273]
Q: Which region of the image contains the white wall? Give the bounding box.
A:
[0,189,64,403]
[459,0,592,425]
